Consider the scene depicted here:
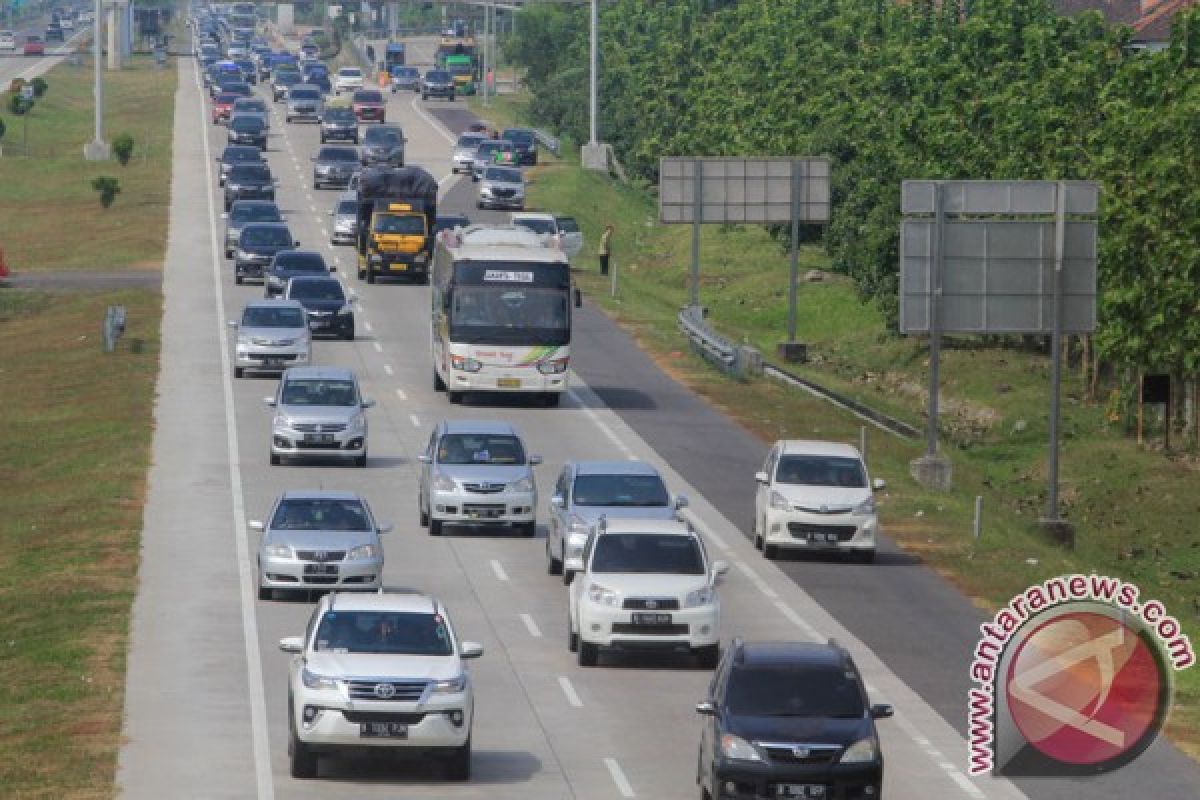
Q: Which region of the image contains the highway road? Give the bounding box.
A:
[0,20,89,88]
[114,37,1200,800]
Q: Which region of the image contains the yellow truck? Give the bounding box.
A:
[355,167,439,284]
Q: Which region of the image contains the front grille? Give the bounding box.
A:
[622,597,680,611]
[341,711,427,725]
[346,679,429,702]
[302,574,338,584]
[247,353,298,362]
[787,523,857,541]
[295,550,346,562]
[761,744,842,765]
[612,622,689,636]
[461,503,505,518]
[491,188,516,198]
[296,441,344,450]
[293,422,347,433]
[463,482,505,494]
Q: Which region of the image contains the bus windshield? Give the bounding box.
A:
[449,286,568,345]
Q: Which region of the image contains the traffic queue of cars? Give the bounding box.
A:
[193,7,892,794]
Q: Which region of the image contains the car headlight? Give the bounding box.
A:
[263,543,291,558]
[433,673,467,693]
[274,414,293,429]
[769,490,791,511]
[509,475,534,493]
[479,188,493,196]
[450,354,482,373]
[537,357,568,375]
[720,734,764,762]
[337,303,354,315]
[301,667,338,690]
[347,412,366,432]
[854,495,877,515]
[432,471,457,492]
[684,585,715,608]
[347,543,379,560]
[840,736,878,764]
[237,335,251,347]
[235,249,250,260]
[587,583,618,606]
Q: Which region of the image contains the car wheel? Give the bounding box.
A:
[288,719,318,779]
[567,612,578,652]
[354,452,367,468]
[419,500,429,528]
[224,248,232,258]
[447,391,463,405]
[269,452,280,466]
[258,584,271,601]
[234,366,244,379]
[445,738,471,781]
[366,270,376,284]
[753,530,763,551]
[763,543,779,560]
[563,568,574,587]
[429,518,443,536]
[855,549,876,564]
[342,326,354,341]
[421,93,427,100]
[476,201,483,209]
[694,644,720,670]
[578,640,599,667]
[319,135,326,143]
[433,370,446,391]
[542,393,560,408]
[235,274,243,285]
[546,539,563,575]
[519,521,536,538]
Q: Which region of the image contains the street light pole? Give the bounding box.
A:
[84,0,109,159]
[588,0,597,146]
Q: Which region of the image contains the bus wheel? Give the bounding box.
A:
[542,393,561,408]
[366,270,376,284]
[448,391,463,405]
[433,370,446,391]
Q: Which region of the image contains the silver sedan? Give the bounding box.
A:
[228,299,311,378]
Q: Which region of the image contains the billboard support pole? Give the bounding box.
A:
[786,164,801,342]
[689,159,702,308]
[927,181,944,458]
[1044,182,1067,525]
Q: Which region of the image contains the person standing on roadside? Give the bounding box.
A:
[598,224,613,275]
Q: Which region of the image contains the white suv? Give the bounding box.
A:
[753,439,884,563]
[279,590,483,780]
[334,66,364,94]
[567,518,727,668]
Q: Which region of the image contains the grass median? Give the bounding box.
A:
[0,55,175,271]
[524,159,1200,758]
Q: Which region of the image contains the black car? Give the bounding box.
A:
[233,58,257,84]
[696,640,892,800]
[264,250,332,298]
[389,66,420,93]
[272,69,302,102]
[433,213,471,236]
[420,69,455,101]
[308,73,332,95]
[224,200,283,257]
[319,107,359,143]
[360,125,405,166]
[215,78,251,100]
[223,164,275,211]
[501,127,538,166]
[215,144,264,187]
[228,115,268,150]
[234,223,298,284]
[284,276,354,339]
[311,146,359,189]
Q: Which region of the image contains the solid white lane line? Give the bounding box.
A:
[490,559,509,582]
[363,321,373,332]
[373,341,383,352]
[557,676,583,708]
[409,414,420,428]
[604,757,636,798]
[683,512,729,551]
[519,613,542,638]
[408,93,458,144]
[395,388,407,400]
[773,599,822,641]
[735,560,778,599]
[192,59,276,800]
[383,364,394,376]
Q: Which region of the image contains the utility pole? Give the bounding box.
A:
[588,0,597,145]
[84,0,109,159]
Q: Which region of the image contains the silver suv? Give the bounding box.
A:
[547,460,687,583]
[252,490,390,600]
[285,84,324,123]
[417,420,541,537]
[279,590,482,780]
[229,299,311,378]
[266,366,373,467]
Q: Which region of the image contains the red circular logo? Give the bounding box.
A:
[1005,610,1167,767]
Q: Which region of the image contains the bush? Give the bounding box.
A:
[91,176,121,208]
[112,133,135,166]
[30,77,47,97]
[7,94,29,115]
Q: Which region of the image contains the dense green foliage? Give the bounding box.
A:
[507,0,1199,374]
[91,176,121,208]
[112,133,135,166]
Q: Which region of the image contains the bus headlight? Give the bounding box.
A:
[537,357,568,375]
[450,354,482,372]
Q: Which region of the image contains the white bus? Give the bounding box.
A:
[431,226,579,407]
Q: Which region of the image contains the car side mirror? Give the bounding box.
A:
[550,495,565,509]
[711,560,730,579]
[574,288,582,308]
[695,701,716,716]
[754,471,768,484]
[293,240,300,246]
[220,212,228,219]
[361,398,375,409]
[873,478,886,491]
[328,266,336,272]
[460,641,484,659]
[870,704,894,720]
[248,520,264,531]
[417,454,432,464]
[263,397,276,407]
[378,523,393,534]
[674,494,689,510]
[278,636,304,654]
[529,455,543,466]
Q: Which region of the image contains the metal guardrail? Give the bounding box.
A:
[679,304,745,375]
[532,128,560,157]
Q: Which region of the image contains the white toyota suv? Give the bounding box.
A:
[567,518,727,668]
[334,66,364,94]
[280,590,483,780]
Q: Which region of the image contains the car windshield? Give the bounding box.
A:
[775,455,866,488]
[484,167,522,183]
[241,306,306,328]
[280,378,357,406]
[514,218,555,235]
[270,498,370,531]
[235,99,266,112]
[396,67,418,78]
[727,665,866,718]
[336,201,358,216]
[339,68,362,77]
[274,253,326,271]
[289,279,344,301]
[290,89,319,100]
[325,108,354,122]
[373,214,424,235]
[556,217,580,234]
[241,227,291,246]
[590,533,705,575]
[437,433,525,465]
[232,205,280,222]
[573,474,669,507]
[314,611,453,656]
[450,287,567,331]
[319,148,357,162]
[277,71,301,83]
[364,128,401,145]
[216,93,239,104]
[503,130,534,146]
[476,142,504,156]
[456,135,483,149]
[231,117,264,132]
[354,91,383,103]
[427,70,450,81]
[225,148,260,163]
[435,216,469,234]
[229,165,270,182]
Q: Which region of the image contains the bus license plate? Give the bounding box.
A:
[388,263,407,271]
[498,378,520,388]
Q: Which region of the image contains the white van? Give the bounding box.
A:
[510,212,584,259]
[0,31,17,51]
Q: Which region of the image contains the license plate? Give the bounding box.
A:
[304,433,334,444]
[388,263,407,271]
[303,564,338,576]
[632,612,672,626]
[359,722,407,739]
[498,378,520,388]
[263,358,283,367]
[806,532,839,544]
[776,785,825,799]
[309,320,331,329]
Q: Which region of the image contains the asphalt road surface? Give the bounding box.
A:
[114,37,1200,800]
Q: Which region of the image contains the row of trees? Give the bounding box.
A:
[506,0,1199,394]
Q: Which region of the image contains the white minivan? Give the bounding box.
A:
[510,212,584,259]
[0,30,17,51]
